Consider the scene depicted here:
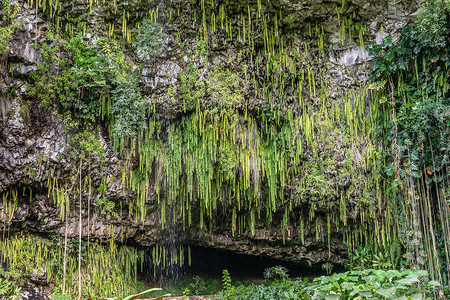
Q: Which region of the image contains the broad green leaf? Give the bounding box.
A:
[385,163,395,176]
[375,287,397,298]
[404,138,413,146]
[347,276,359,282]
[414,270,428,277]
[340,282,355,290]
[357,290,374,297]
[396,277,420,284]
[386,270,402,278]
[410,171,421,178]
[408,294,423,300]
[427,280,440,287]
[379,96,388,103]
[368,81,386,90]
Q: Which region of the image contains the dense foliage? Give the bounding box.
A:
[0,234,144,299]
[132,18,164,61]
[214,269,439,300]
[369,0,449,286]
[0,0,20,54]
[27,30,148,139]
[0,0,448,298]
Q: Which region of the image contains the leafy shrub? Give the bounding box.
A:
[349,246,371,271]
[0,0,21,53]
[0,278,21,299]
[178,59,206,112]
[264,266,289,280]
[231,280,306,300]
[68,35,110,115]
[158,275,218,296]
[415,0,450,49]
[221,269,235,300]
[212,269,438,300]
[132,19,165,61]
[371,252,394,270]
[69,130,107,162]
[27,31,77,124]
[216,278,308,300]
[187,276,219,296]
[29,30,149,142]
[369,0,449,277]
[304,269,439,299]
[111,75,148,140]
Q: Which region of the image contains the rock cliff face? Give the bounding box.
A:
[0,0,417,297]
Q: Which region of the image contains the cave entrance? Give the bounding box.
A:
[186,246,326,281]
[140,244,332,283]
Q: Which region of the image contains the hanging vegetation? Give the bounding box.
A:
[0,0,448,298]
[0,233,144,299]
[369,0,450,286]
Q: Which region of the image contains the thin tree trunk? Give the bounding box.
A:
[87,159,91,248]
[79,158,82,299]
[63,191,69,295]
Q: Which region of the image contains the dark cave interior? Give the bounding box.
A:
[141,245,343,282]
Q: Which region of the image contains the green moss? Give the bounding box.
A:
[0,1,21,54]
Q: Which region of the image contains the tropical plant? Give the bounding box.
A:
[415,0,450,49]
[0,278,21,299]
[322,262,333,275]
[349,246,371,270]
[182,287,190,299]
[0,0,21,54]
[304,269,439,299]
[372,252,393,270]
[221,269,235,300]
[157,275,218,296]
[222,279,307,300]
[263,266,289,280]
[111,74,148,140]
[368,0,449,286]
[132,19,165,61]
